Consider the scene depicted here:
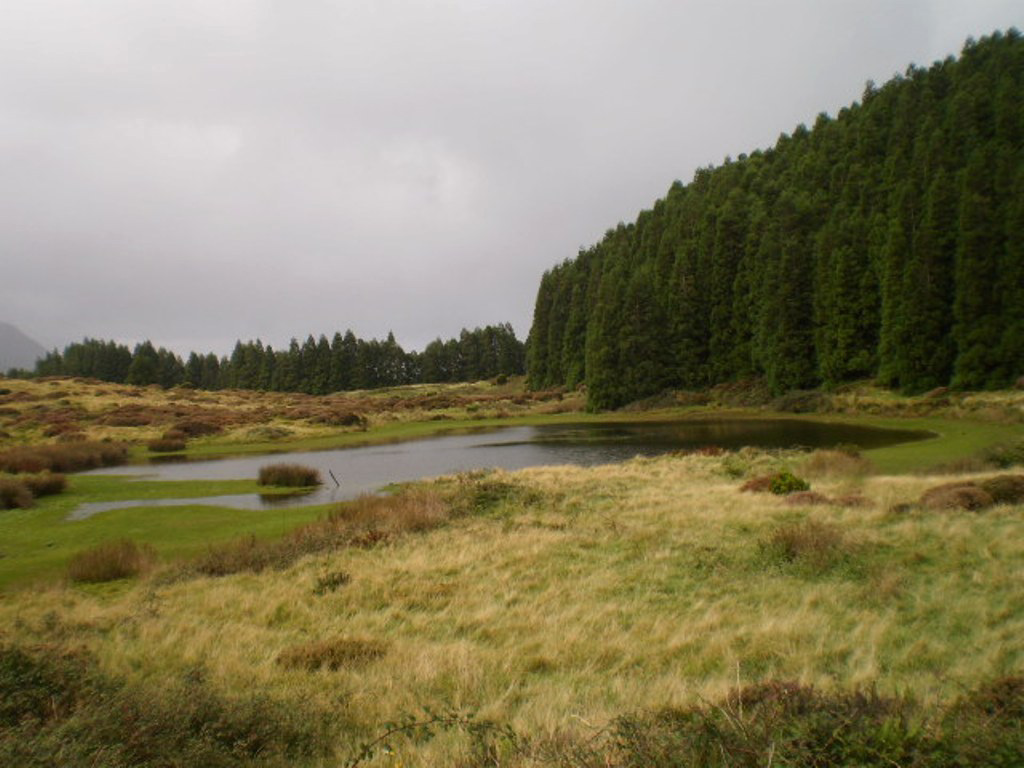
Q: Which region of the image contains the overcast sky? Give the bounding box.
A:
[1,1,1019,357]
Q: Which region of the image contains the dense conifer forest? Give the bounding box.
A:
[16,324,525,393]
[527,31,1024,409]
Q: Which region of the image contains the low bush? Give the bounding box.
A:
[0,475,32,510]
[277,637,388,671]
[172,418,223,437]
[187,490,451,578]
[919,482,995,511]
[147,437,187,452]
[739,474,774,492]
[313,570,351,595]
[769,471,810,495]
[979,474,1024,504]
[0,644,329,766]
[760,519,850,573]
[258,463,322,487]
[782,490,831,506]
[800,449,873,478]
[772,390,827,413]
[982,440,1024,468]
[21,471,66,497]
[67,538,156,583]
[326,490,449,537]
[0,441,128,473]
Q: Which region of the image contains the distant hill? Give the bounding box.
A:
[0,322,47,373]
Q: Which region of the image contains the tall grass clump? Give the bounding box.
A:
[800,448,874,478]
[277,637,388,671]
[147,437,186,453]
[21,471,67,497]
[0,472,66,509]
[186,489,450,578]
[0,441,127,473]
[759,519,854,575]
[0,475,33,510]
[257,463,322,487]
[67,538,155,583]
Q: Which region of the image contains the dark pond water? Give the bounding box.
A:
[72,419,931,520]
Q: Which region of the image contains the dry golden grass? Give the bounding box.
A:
[2,453,1022,765]
[0,375,570,448]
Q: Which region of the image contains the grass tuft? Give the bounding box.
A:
[277,637,388,671]
[147,437,187,452]
[800,449,874,478]
[186,489,450,578]
[258,463,322,487]
[760,519,852,574]
[0,475,33,510]
[67,538,156,583]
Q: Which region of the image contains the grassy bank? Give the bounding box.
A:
[0,475,327,589]
[1,452,1022,764]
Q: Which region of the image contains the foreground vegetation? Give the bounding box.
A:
[1,449,1022,764]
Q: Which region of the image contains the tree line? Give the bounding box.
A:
[527,30,1024,410]
[17,324,525,394]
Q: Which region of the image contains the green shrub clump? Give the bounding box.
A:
[258,463,322,487]
[769,471,810,495]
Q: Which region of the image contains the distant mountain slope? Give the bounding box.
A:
[527,30,1024,409]
[0,322,47,373]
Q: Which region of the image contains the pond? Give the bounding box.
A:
[71,418,932,520]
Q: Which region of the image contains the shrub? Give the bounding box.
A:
[314,570,351,595]
[782,490,831,506]
[310,410,367,427]
[0,441,128,473]
[919,482,994,511]
[258,463,322,487]
[982,440,1024,468]
[772,390,827,413]
[326,490,449,536]
[0,475,32,509]
[602,682,919,768]
[277,637,388,671]
[979,474,1024,504]
[769,471,810,495]
[67,538,155,583]
[739,474,774,493]
[0,644,88,727]
[21,471,66,497]
[172,418,222,437]
[186,490,451,578]
[761,520,850,573]
[800,449,873,478]
[0,644,329,766]
[147,437,187,453]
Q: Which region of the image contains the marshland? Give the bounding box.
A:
[1,375,1023,765]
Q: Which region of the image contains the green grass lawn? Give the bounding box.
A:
[0,475,329,590]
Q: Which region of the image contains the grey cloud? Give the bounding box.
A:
[1,0,1019,355]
